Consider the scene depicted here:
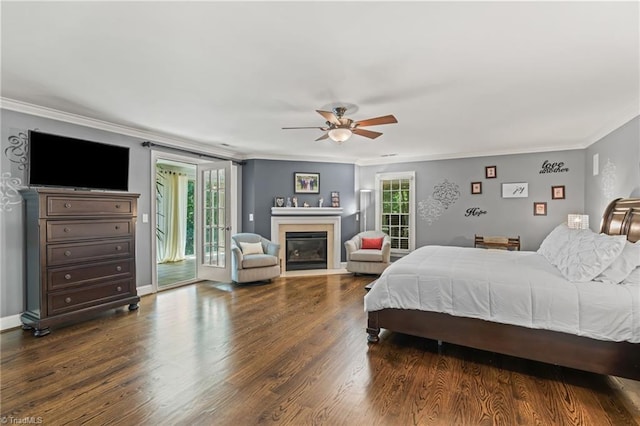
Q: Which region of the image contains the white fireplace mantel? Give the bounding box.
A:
[271,207,343,216]
[271,215,342,271]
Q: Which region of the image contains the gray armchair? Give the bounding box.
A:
[344,230,391,275]
[231,233,281,283]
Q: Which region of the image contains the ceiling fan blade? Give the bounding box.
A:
[315,133,329,141]
[282,126,326,130]
[352,128,383,139]
[316,110,341,125]
[354,115,398,127]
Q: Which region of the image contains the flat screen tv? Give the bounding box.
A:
[28,130,130,191]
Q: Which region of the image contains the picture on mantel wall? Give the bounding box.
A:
[331,191,340,207]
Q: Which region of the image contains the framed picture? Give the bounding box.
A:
[274,196,285,207]
[471,182,482,194]
[501,182,528,198]
[485,166,497,179]
[534,202,547,216]
[551,185,565,200]
[331,191,340,207]
[294,172,320,194]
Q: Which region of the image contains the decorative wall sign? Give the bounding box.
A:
[501,182,528,198]
[539,160,569,174]
[294,172,320,193]
[471,182,482,194]
[534,202,547,216]
[485,166,497,179]
[551,185,565,200]
[418,196,444,226]
[465,207,487,217]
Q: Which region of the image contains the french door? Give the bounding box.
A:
[196,160,233,282]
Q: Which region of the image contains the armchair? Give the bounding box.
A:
[344,230,391,275]
[231,233,281,283]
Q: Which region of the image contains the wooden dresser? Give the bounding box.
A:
[20,188,140,336]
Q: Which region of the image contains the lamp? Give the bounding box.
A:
[567,214,589,229]
[328,128,352,143]
[359,189,372,232]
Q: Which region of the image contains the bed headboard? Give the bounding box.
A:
[600,198,640,243]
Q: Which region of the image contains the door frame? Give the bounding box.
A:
[150,150,239,292]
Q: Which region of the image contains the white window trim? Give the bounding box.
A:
[374,171,416,254]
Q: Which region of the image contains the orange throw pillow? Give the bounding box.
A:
[361,237,384,250]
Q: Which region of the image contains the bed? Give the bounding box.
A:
[365,198,640,380]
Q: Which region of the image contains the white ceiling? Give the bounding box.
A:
[1,1,638,165]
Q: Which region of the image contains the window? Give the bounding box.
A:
[375,171,415,253]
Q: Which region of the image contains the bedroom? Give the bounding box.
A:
[1,1,640,424]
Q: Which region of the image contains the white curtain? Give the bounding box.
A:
[157,171,188,263]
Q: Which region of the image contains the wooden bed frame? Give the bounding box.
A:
[367,198,640,380]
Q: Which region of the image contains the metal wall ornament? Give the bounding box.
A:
[465,207,487,217]
[418,179,461,226]
[5,130,29,171]
[0,172,23,212]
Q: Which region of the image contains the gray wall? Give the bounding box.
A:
[358,150,586,251]
[585,116,640,229]
[242,159,357,261]
[1,108,638,323]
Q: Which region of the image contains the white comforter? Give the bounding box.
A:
[364,246,640,343]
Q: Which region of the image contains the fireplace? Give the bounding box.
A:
[285,231,328,271]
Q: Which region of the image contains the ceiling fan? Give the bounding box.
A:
[282,106,398,143]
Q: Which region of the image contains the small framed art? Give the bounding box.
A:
[534,202,547,216]
[331,191,340,207]
[485,166,497,179]
[294,172,320,194]
[274,196,285,207]
[551,185,565,200]
[471,182,482,194]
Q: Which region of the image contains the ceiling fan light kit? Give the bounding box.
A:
[283,106,397,143]
[328,128,352,143]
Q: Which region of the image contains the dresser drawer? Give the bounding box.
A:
[48,259,134,291]
[46,196,134,217]
[48,279,134,315]
[47,239,133,266]
[47,219,133,242]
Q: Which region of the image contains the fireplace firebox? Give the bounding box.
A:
[285,231,328,271]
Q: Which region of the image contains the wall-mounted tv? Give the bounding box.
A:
[28,130,130,192]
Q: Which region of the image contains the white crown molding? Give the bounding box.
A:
[0,97,241,161]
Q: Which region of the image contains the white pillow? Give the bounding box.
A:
[239,241,264,255]
[537,224,627,282]
[594,241,640,284]
[623,266,640,285]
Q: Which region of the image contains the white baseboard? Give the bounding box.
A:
[1,314,22,332]
[137,284,154,297]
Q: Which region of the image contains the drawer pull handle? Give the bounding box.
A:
[115,225,120,230]
[116,266,122,272]
[116,286,122,292]
[64,274,71,280]
[115,204,121,209]
[64,250,71,257]
[115,245,122,251]
[64,203,71,208]
[64,227,70,233]
[65,297,72,304]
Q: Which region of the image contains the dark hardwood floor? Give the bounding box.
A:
[1,274,639,425]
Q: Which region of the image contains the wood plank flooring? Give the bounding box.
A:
[1,274,639,425]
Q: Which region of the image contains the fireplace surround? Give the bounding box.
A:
[271,208,342,272]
